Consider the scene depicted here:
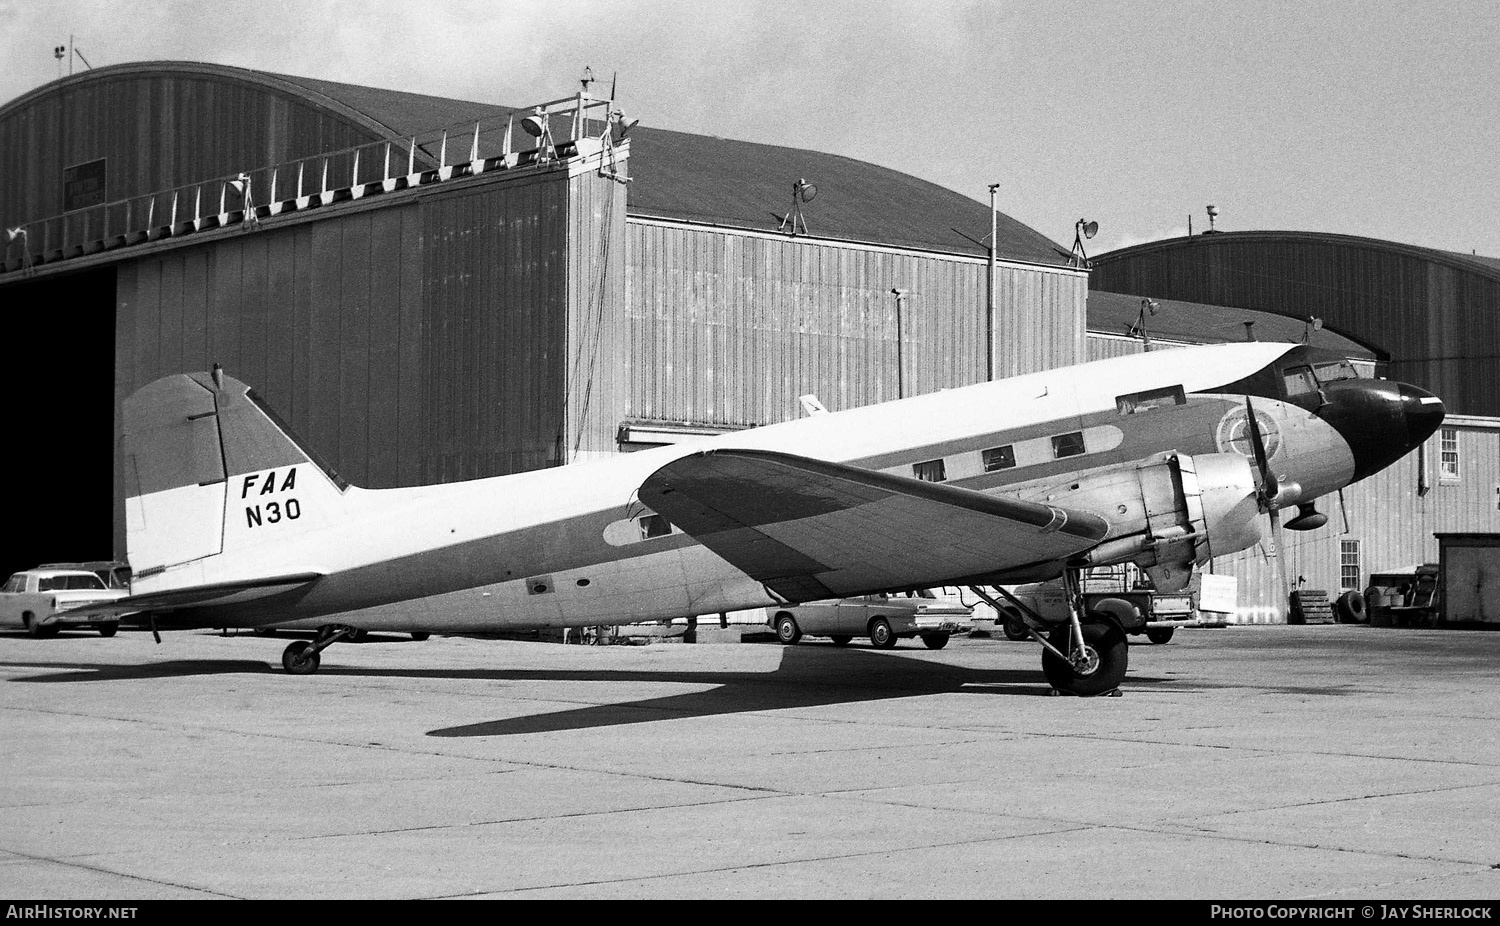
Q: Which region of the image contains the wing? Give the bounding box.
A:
[61,572,324,620]
[639,449,1109,601]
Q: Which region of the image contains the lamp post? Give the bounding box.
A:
[891,288,909,399]
[987,183,998,382]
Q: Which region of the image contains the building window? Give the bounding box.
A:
[1051,431,1086,459]
[1439,428,1459,482]
[1340,539,1361,591]
[912,459,946,482]
[1116,385,1185,415]
[981,446,1016,472]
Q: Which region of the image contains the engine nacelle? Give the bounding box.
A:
[1029,451,1263,592]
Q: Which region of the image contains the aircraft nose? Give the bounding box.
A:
[1399,382,1446,447]
[1318,378,1446,482]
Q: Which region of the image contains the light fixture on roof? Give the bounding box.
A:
[778,178,817,235]
[520,107,548,138]
[1071,218,1098,266]
[1302,316,1323,343]
[1205,204,1219,234]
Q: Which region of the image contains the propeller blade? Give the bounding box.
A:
[1244,397,1278,506]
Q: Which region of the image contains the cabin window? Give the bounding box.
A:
[1051,431,1086,459]
[1283,365,1318,398]
[1314,360,1359,383]
[1439,428,1460,482]
[1115,385,1185,415]
[639,514,674,539]
[981,445,1016,472]
[912,459,947,482]
[1340,539,1361,591]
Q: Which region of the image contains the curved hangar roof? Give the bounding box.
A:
[1,61,1072,268]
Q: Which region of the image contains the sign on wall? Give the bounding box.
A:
[62,158,107,211]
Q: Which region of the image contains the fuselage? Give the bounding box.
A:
[133,341,1443,632]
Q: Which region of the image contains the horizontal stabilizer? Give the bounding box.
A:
[64,572,324,620]
[639,449,1108,601]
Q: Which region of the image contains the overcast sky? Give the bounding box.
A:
[3,0,1497,257]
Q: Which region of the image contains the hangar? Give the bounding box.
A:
[1,61,1493,620]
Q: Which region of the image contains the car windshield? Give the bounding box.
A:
[37,574,106,591]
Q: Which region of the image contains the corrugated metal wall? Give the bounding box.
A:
[1091,235,1500,417]
[1,69,381,231]
[624,221,1087,426]
[112,164,625,556]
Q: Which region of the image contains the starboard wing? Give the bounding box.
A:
[638,449,1109,602]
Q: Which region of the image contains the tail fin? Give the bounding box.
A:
[123,369,347,588]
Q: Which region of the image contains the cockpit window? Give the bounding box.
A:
[1116,385,1185,415]
[1314,360,1359,383]
[1283,365,1318,398]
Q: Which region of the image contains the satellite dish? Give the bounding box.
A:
[1082,220,1098,240]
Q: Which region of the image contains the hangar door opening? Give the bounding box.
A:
[0,267,117,579]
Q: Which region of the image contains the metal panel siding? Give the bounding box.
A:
[624,221,1085,427]
[1092,235,1500,417]
[1,70,381,232]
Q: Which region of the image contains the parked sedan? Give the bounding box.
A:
[0,568,130,637]
[769,590,973,649]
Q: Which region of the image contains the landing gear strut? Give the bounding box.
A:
[280,625,358,675]
[969,570,1129,697]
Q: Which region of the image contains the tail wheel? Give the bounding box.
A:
[869,617,897,649]
[1042,620,1128,696]
[281,641,321,675]
[775,614,802,645]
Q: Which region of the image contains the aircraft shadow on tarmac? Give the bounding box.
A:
[0,639,1355,736]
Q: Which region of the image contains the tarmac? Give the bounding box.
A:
[1,622,1498,900]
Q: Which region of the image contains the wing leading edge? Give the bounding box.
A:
[639,449,1109,602]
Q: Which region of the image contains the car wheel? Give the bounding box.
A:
[97,623,119,638]
[775,614,802,645]
[829,635,852,646]
[410,632,430,641]
[1145,626,1175,644]
[921,633,950,650]
[24,613,56,638]
[1002,611,1031,641]
[869,617,896,649]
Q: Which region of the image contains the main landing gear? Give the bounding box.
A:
[969,570,1129,697]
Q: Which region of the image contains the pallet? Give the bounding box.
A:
[1289,589,1336,624]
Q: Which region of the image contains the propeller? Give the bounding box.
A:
[1243,397,1290,618]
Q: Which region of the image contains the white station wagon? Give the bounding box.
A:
[0,568,130,637]
[769,590,973,649]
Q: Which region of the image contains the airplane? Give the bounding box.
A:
[87,340,1443,695]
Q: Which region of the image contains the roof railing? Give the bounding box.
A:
[1,90,629,276]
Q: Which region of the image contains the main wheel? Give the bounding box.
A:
[1145,626,1175,644]
[282,640,321,675]
[869,617,897,649]
[775,614,802,645]
[97,623,119,638]
[1002,611,1030,641]
[1041,620,1128,697]
[829,635,852,646]
[921,633,950,650]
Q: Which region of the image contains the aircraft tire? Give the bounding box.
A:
[869,617,897,649]
[282,641,321,675]
[1336,590,1367,624]
[1145,626,1175,644]
[829,635,852,646]
[1042,620,1127,697]
[97,623,119,638]
[921,633,950,650]
[410,632,431,641]
[775,614,802,645]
